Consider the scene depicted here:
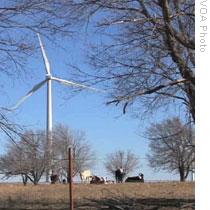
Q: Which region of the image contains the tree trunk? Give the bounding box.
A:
[179,169,186,182]
[187,84,195,123]
[21,174,28,186]
[33,176,39,185]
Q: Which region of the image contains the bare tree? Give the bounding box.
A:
[104,150,139,181]
[65,0,195,121]
[146,117,194,182]
[0,110,23,142]
[0,130,48,185]
[52,124,95,178]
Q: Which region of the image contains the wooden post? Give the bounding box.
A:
[68,147,73,210]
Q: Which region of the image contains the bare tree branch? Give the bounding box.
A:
[146,117,194,182]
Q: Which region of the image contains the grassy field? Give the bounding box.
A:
[0,182,194,210]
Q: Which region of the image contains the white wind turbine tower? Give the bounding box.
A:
[8,33,103,182]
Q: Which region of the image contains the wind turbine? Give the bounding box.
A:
[8,33,103,182]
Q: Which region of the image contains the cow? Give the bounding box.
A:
[105,179,115,184]
[115,168,125,183]
[125,173,144,183]
[80,170,92,183]
[90,176,105,184]
[50,174,59,184]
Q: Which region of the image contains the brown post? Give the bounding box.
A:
[68,146,73,210]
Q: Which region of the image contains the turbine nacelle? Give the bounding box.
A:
[46,74,52,80]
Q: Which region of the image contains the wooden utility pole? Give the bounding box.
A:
[68,146,74,210]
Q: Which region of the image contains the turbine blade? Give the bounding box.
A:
[37,33,51,75]
[7,79,47,110]
[52,77,105,93]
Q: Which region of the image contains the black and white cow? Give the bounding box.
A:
[90,176,105,184]
[115,168,125,183]
[125,173,144,183]
[50,174,59,184]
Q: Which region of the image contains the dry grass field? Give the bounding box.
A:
[0,182,194,210]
